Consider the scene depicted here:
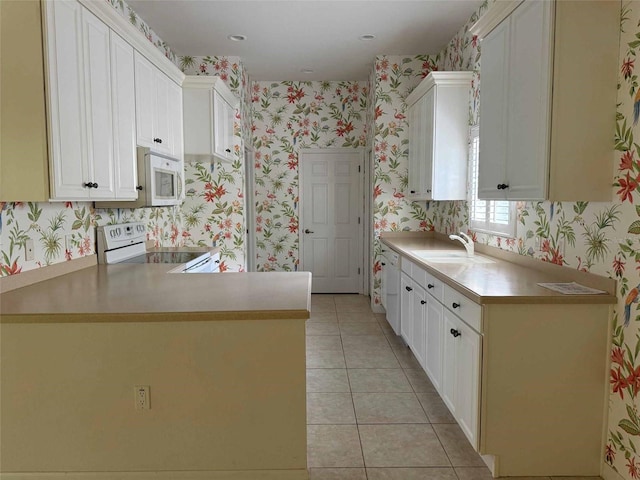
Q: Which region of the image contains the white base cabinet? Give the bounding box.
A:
[391,253,610,476]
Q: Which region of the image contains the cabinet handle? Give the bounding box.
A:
[225,148,232,153]
[136,185,143,191]
[450,328,461,338]
[452,302,460,309]
[497,183,509,190]
[153,138,163,144]
[427,284,434,289]
[405,286,413,292]
[83,182,97,189]
[304,229,314,234]
[420,300,426,305]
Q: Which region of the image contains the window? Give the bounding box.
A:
[468,126,516,237]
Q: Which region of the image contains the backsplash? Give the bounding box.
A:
[250,80,368,271]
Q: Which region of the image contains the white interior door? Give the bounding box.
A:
[300,149,363,293]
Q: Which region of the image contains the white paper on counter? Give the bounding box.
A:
[536,282,607,295]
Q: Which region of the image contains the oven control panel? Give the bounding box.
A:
[97,222,147,264]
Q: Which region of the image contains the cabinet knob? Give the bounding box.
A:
[225,148,231,153]
[452,302,460,309]
[381,262,386,266]
[427,284,434,289]
[83,182,97,189]
[136,185,143,191]
[426,189,432,193]
[410,190,416,194]
[93,183,98,188]
[450,328,461,338]
[304,229,314,234]
[497,183,509,190]
[153,138,163,144]
[420,300,426,305]
[405,286,413,292]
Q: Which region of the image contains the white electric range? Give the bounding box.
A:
[97,222,219,273]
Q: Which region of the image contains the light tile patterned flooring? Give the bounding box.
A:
[306,294,601,480]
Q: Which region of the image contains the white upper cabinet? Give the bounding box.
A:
[134,53,181,157]
[472,0,619,201]
[405,71,472,201]
[183,76,239,162]
[43,0,185,201]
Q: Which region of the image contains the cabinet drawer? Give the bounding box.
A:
[443,285,482,333]
[401,257,413,276]
[424,271,444,304]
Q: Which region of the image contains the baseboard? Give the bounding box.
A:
[0,469,309,480]
[602,462,625,480]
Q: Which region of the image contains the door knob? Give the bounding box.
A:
[304,229,314,234]
[497,183,509,190]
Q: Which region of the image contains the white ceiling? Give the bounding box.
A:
[125,0,483,81]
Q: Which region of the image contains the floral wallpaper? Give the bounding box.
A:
[251,80,368,272]
[369,55,440,304]
[176,55,251,271]
[432,1,639,478]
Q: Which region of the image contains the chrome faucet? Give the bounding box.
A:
[449,232,474,256]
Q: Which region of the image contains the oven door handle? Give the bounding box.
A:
[185,256,213,273]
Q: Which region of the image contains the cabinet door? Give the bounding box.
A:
[411,285,428,369]
[167,79,183,160]
[110,31,137,200]
[441,310,458,415]
[505,0,552,200]
[477,17,509,200]
[81,8,114,199]
[407,98,423,197]
[226,98,236,160]
[212,90,231,159]
[153,70,172,154]
[425,296,443,391]
[421,89,435,199]
[400,273,414,346]
[45,0,88,199]
[455,318,481,449]
[134,52,154,149]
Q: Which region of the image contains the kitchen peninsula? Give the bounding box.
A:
[0,262,311,480]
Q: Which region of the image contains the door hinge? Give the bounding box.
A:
[358,267,361,274]
[358,217,361,224]
[358,165,361,173]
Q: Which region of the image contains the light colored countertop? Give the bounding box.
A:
[0,263,312,323]
[380,232,617,305]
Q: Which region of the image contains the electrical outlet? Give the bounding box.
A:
[134,385,150,410]
[25,239,35,261]
[65,234,73,252]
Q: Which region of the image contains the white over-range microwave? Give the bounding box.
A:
[98,147,183,208]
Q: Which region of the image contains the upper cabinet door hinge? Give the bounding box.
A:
[358,165,361,173]
[358,217,361,224]
[358,267,361,274]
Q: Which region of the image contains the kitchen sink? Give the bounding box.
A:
[412,250,496,265]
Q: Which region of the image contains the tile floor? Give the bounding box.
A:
[306,294,601,480]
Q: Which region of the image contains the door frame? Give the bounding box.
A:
[298,147,365,294]
[243,146,256,272]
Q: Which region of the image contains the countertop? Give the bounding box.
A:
[0,263,312,323]
[380,232,617,305]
